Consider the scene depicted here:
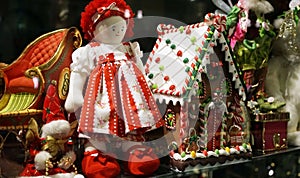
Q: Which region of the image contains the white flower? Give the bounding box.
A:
[267,97,275,103]
[253,108,260,115]
[247,100,258,109]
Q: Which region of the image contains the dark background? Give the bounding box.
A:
[0,0,219,64]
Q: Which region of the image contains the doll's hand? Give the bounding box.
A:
[65,94,84,112]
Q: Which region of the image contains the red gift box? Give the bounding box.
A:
[251,112,289,152]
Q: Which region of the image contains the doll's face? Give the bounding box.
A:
[94,16,127,44]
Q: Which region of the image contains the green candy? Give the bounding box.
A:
[159,65,165,71]
[191,36,197,44]
[183,58,189,63]
[148,73,154,79]
[166,39,171,44]
[151,84,158,89]
[171,44,176,49]
[179,26,184,33]
[185,67,190,72]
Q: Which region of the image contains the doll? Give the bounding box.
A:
[265,0,300,146]
[64,0,163,177]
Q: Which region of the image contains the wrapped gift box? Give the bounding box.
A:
[251,112,289,152]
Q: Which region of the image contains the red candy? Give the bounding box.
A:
[202,150,208,157]
[155,57,160,63]
[169,85,176,90]
[177,50,183,57]
[186,28,191,34]
[164,76,170,81]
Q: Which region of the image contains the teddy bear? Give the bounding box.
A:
[265,0,300,146]
[18,81,84,178]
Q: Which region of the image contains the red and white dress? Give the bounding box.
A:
[71,41,163,139]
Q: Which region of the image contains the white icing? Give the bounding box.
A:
[173,153,182,160]
[247,145,252,152]
[171,144,252,161]
[207,151,219,157]
[196,152,207,158]
[239,146,247,153]
[230,148,240,154]
[218,149,230,156]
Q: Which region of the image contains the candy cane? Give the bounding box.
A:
[204,13,227,32]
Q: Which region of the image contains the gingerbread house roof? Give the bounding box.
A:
[145,13,246,105]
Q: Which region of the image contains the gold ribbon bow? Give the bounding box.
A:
[42,135,68,158]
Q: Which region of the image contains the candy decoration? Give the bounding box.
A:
[225,147,230,153]
[169,85,176,90]
[179,26,184,33]
[204,13,227,33]
[171,44,176,49]
[190,36,197,44]
[177,50,183,57]
[168,141,178,151]
[151,84,158,89]
[166,39,171,44]
[202,150,208,157]
[186,28,191,35]
[185,67,190,72]
[164,109,176,130]
[181,151,186,158]
[190,151,196,159]
[155,57,161,63]
[183,58,189,63]
[159,65,165,71]
[164,76,170,81]
[148,73,154,79]
[215,149,219,155]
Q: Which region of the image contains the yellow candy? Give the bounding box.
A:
[191,151,196,158]
[225,147,230,153]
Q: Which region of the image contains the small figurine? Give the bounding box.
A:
[18,81,83,178]
[64,0,163,177]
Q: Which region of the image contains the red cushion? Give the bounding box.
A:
[28,32,64,68]
[7,77,37,93]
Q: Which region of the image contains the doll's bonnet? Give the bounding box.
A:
[80,0,134,40]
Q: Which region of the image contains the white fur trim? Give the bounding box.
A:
[34,151,52,170]
[41,120,70,139]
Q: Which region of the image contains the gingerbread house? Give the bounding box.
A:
[145,13,252,171]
